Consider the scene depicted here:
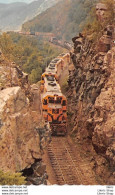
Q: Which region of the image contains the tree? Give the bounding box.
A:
[0,33,14,60]
[0,170,26,185]
[0,32,65,84]
[29,67,42,83]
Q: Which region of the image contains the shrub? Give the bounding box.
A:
[0,170,26,185]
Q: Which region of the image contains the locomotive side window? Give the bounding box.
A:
[42,109,47,112]
[43,99,47,105]
[62,100,66,106]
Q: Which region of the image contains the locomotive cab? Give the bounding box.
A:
[42,93,67,135]
[40,72,58,93]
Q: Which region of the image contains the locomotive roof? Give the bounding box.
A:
[44,78,61,93]
[45,67,57,74]
[42,71,56,76]
[49,62,56,65]
[51,58,61,63]
[58,53,70,59]
[48,65,57,71]
[42,91,66,99]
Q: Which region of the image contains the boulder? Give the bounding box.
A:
[0,87,41,172]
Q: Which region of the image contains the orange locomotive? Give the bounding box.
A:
[42,92,67,135]
[40,71,58,92]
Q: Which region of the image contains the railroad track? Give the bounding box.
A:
[47,136,97,185]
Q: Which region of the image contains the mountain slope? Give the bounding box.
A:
[0,0,33,3]
[0,0,62,31]
[22,0,97,41]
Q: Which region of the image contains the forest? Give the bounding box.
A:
[0,32,65,83]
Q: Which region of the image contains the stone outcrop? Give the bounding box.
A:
[96,3,107,22]
[0,87,40,172]
[68,23,115,184]
[0,53,28,89]
[0,85,50,170]
[0,53,51,184]
[25,160,48,185]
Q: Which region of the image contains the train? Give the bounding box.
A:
[49,37,72,50]
[40,54,70,135]
[18,32,72,50]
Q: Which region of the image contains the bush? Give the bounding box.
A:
[0,170,26,185]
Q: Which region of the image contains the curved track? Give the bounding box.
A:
[47,136,98,185]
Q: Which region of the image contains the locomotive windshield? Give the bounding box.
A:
[43,99,47,105]
[49,99,54,103]
[55,99,61,104]
[48,97,62,104]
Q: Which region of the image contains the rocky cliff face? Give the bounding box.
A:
[68,23,115,184]
[0,52,51,184]
[0,86,40,171]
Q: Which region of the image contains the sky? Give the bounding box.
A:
[0,0,35,3]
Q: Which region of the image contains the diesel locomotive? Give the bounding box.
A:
[41,54,70,135]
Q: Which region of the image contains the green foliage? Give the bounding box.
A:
[0,170,26,185]
[0,33,14,60]
[0,32,64,83]
[29,67,42,83]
